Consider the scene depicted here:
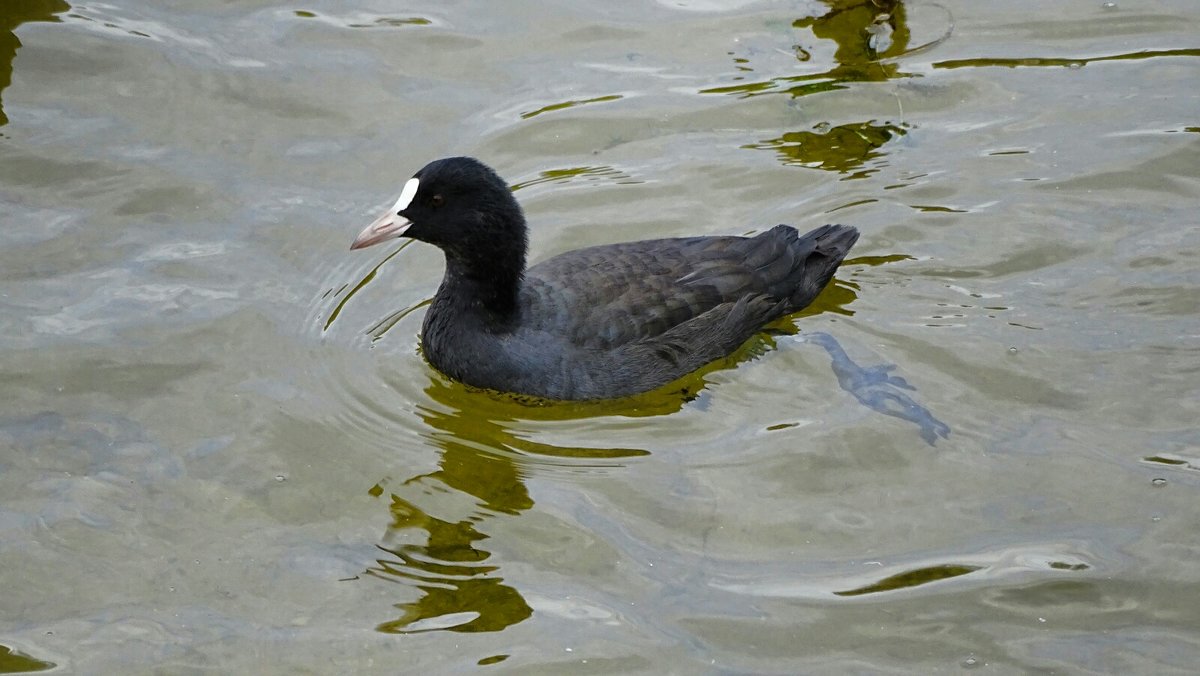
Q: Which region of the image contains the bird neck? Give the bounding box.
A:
[438,242,525,324]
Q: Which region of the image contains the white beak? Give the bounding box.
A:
[350,210,412,250]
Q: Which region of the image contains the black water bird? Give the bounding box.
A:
[351,157,859,400]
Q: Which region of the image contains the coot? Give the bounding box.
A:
[351,157,859,400]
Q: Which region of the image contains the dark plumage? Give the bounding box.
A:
[351,157,859,400]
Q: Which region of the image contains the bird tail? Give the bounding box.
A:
[788,224,859,310]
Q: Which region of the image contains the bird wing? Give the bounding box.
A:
[520,227,807,350]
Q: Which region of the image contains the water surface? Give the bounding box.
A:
[2,0,1199,672]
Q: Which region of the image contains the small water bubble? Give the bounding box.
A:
[1102,2,1117,9]
[1008,347,1018,354]
[1151,477,1167,487]
[1067,62,1083,69]
[962,655,979,668]
[1151,515,1161,522]
[275,474,287,482]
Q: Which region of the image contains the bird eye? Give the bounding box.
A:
[431,194,445,207]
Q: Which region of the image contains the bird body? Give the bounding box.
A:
[351,157,858,400]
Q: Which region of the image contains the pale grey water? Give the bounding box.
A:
[2,0,1199,673]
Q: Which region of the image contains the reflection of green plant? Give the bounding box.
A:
[364,391,540,634]
[1,0,72,126]
[793,0,910,65]
[704,0,911,99]
[744,121,907,176]
[520,94,623,120]
[510,165,637,192]
[0,643,56,673]
[933,48,1200,71]
[834,563,981,597]
[363,369,649,635]
[369,494,533,634]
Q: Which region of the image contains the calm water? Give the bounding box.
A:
[2,0,1199,673]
